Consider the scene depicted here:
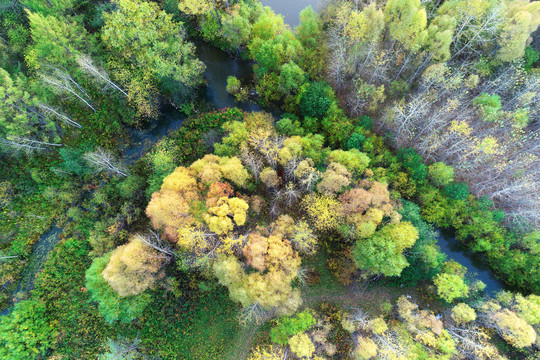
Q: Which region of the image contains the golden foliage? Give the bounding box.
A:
[102,236,166,296]
[302,194,343,231]
[354,336,378,360]
[289,333,315,358]
[490,309,536,348]
[204,196,249,235]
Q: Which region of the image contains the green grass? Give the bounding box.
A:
[129,288,240,360]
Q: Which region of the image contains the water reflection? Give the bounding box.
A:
[261,0,321,27]
[436,229,505,295]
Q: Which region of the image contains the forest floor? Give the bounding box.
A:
[223,250,416,360]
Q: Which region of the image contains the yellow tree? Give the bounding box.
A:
[101,236,167,296]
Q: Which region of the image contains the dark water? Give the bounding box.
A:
[436,230,505,294]
[125,42,261,162]
[261,0,322,27]
[0,225,63,316]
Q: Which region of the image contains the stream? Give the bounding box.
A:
[1,0,506,317]
[436,230,504,295]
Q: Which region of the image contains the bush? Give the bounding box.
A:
[0,300,56,360]
[226,76,242,95]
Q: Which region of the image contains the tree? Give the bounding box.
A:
[77,55,128,97]
[84,148,128,177]
[26,10,89,67]
[353,336,378,360]
[317,162,351,196]
[289,333,315,358]
[0,68,60,151]
[102,0,205,118]
[99,337,146,360]
[434,273,469,303]
[0,300,56,360]
[21,0,75,16]
[489,309,536,348]
[384,0,428,52]
[327,149,370,175]
[178,0,222,27]
[496,1,540,62]
[451,303,476,325]
[428,162,454,187]
[101,236,168,297]
[85,252,152,323]
[270,310,316,345]
[278,61,305,94]
[299,81,333,118]
[353,222,418,276]
[302,194,343,232]
[204,196,249,235]
[296,6,326,77]
[248,346,285,360]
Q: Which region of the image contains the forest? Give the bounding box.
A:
[0,0,539,359]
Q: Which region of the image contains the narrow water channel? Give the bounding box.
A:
[0,225,63,316]
[436,230,505,295]
[2,0,508,318]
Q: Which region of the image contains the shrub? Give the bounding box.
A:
[0,300,56,360]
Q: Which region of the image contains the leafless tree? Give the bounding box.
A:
[77,55,128,97]
[41,67,96,112]
[84,148,128,177]
[37,103,81,128]
[1,137,62,151]
[135,231,174,260]
[238,303,271,325]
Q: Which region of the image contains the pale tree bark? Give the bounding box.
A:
[84,148,128,177]
[76,55,128,97]
[41,68,96,112]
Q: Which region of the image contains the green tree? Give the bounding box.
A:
[102,0,205,118]
[426,14,456,62]
[0,300,56,359]
[299,81,333,118]
[434,273,469,303]
[397,148,428,185]
[428,162,454,187]
[353,222,418,277]
[384,0,428,52]
[296,6,325,77]
[0,68,60,150]
[27,11,89,67]
[85,252,152,323]
[22,0,75,16]
[444,182,470,201]
[278,61,305,94]
[497,1,540,62]
[270,310,316,345]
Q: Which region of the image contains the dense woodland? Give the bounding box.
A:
[0,0,539,359]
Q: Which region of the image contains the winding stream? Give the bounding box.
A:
[1,0,506,317]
